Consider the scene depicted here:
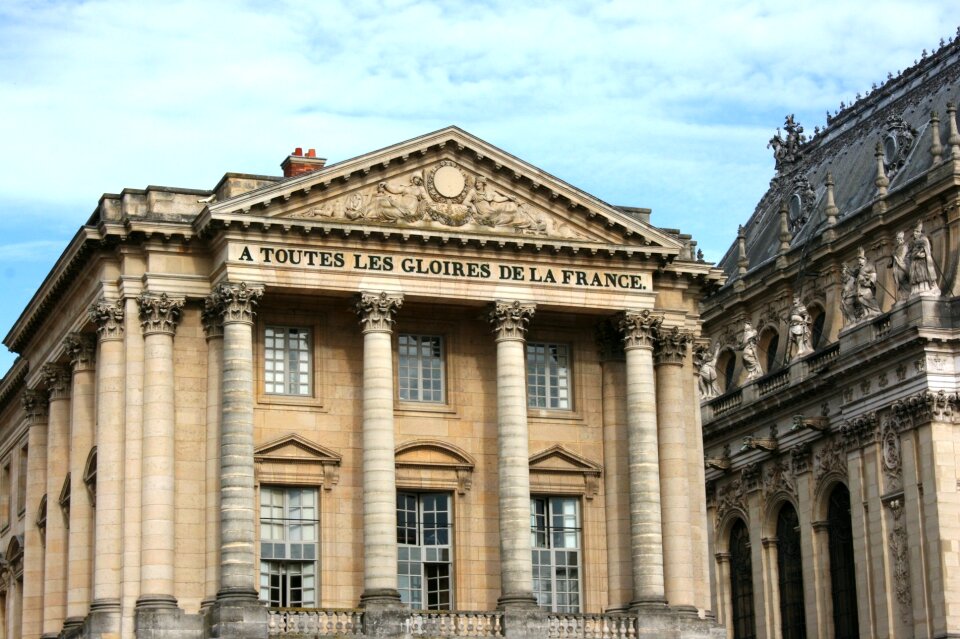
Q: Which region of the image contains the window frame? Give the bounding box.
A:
[255,309,325,408]
[525,341,573,412]
[530,495,583,613]
[396,491,454,610]
[397,333,446,405]
[258,485,320,608]
[263,325,313,397]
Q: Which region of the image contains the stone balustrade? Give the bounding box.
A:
[267,609,364,636]
[757,368,791,396]
[407,611,504,637]
[709,389,743,416]
[545,613,638,638]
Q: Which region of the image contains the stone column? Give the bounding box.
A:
[654,326,696,613]
[354,291,404,607]
[63,333,96,633]
[489,300,538,609]
[88,298,125,633]
[688,343,711,616]
[618,310,666,609]
[21,389,49,639]
[136,292,184,610]
[202,298,224,608]
[121,295,144,639]
[596,320,631,611]
[40,364,70,639]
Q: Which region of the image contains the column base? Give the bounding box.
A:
[496,592,539,610]
[216,586,260,604]
[629,596,668,612]
[199,596,216,611]
[203,597,268,639]
[634,608,725,639]
[88,598,122,635]
[41,633,60,639]
[669,604,701,618]
[359,588,403,609]
[604,605,630,614]
[136,594,179,610]
[61,616,85,639]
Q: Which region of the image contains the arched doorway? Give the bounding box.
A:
[729,519,757,639]
[777,503,807,639]
[828,484,859,638]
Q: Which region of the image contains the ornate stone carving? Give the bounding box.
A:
[137,292,185,336]
[356,292,404,334]
[654,326,691,365]
[787,173,816,232]
[882,114,918,179]
[714,477,748,530]
[594,319,625,362]
[705,444,731,472]
[886,499,913,626]
[88,297,125,340]
[742,425,778,454]
[739,321,763,380]
[906,221,940,298]
[41,364,71,401]
[762,459,797,505]
[841,248,881,327]
[694,341,720,400]
[786,296,812,360]
[768,114,806,172]
[201,294,224,339]
[839,412,879,451]
[741,462,762,492]
[21,388,48,422]
[63,333,96,371]
[891,231,910,302]
[618,309,662,350]
[891,390,958,431]
[210,281,264,325]
[814,438,848,487]
[289,162,585,239]
[790,442,812,474]
[880,419,903,493]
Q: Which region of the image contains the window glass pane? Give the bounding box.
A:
[397,492,453,610]
[530,496,580,612]
[398,334,445,403]
[526,343,571,410]
[264,326,312,396]
[259,485,319,608]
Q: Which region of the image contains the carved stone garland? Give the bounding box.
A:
[886,499,913,626]
[880,419,903,494]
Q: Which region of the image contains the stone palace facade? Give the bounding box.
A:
[0,128,723,639]
[699,33,960,639]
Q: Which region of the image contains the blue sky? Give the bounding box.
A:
[2,0,960,372]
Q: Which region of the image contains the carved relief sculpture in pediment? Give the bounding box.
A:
[289,161,587,239]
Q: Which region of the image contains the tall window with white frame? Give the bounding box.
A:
[526,343,571,410]
[396,492,452,609]
[264,326,311,396]
[398,334,445,403]
[530,496,581,612]
[259,486,319,607]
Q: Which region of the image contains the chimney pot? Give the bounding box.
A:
[282,148,327,178]
[307,148,316,158]
[294,147,303,156]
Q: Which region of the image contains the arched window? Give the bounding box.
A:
[729,520,757,639]
[718,349,736,392]
[777,503,807,639]
[810,307,826,349]
[760,329,780,372]
[828,485,859,638]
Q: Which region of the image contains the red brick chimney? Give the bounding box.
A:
[281,147,326,178]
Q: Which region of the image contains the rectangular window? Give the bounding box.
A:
[526,343,571,409]
[264,326,311,396]
[398,334,445,403]
[259,486,319,607]
[397,492,452,610]
[17,445,27,516]
[1,462,9,529]
[530,496,581,613]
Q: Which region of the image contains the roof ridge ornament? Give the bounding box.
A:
[768,114,806,173]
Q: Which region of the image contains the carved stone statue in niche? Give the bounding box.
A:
[787,296,812,360]
[891,231,910,302]
[906,222,940,298]
[739,321,763,381]
[841,248,881,326]
[695,341,721,399]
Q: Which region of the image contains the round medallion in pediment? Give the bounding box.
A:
[428,161,467,202]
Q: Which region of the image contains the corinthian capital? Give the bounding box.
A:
[654,326,693,365]
[21,388,49,423]
[201,294,224,339]
[210,282,263,325]
[355,292,403,333]
[88,297,125,341]
[489,300,536,342]
[618,309,662,350]
[41,363,71,400]
[138,292,185,336]
[64,333,96,371]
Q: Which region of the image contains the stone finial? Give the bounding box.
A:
[736,225,749,276]
[209,281,264,325]
[487,300,534,341]
[41,363,71,401]
[21,388,49,423]
[137,292,185,336]
[930,111,943,164]
[63,333,96,371]
[89,297,125,341]
[654,325,692,366]
[778,200,791,253]
[356,292,404,334]
[595,318,625,362]
[618,309,662,350]
[947,102,960,160]
[824,173,839,227]
[874,141,889,198]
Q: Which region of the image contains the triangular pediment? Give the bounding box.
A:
[208,127,681,253]
[529,445,602,475]
[254,433,342,464]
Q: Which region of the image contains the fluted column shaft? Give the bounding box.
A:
[89,298,125,626]
[21,389,49,639]
[654,327,696,612]
[64,333,96,628]
[619,310,666,608]
[41,365,71,639]
[355,292,404,607]
[137,292,184,608]
[490,301,538,609]
[202,302,224,606]
[214,282,263,601]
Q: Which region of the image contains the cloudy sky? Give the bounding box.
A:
[1,0,959,371]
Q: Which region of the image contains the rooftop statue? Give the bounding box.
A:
[787,296,813,360]
[841,248,881,327]
[906,222,940,298]
[739,321,763,381]
[768,114,807,171]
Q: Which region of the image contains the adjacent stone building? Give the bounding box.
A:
[0,127,723,638]
[700,32,960,639]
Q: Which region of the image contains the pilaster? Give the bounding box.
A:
[201,298,224,609]
[40,364,70,638]
[21,388,49,639]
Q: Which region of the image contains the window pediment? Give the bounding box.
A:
[529,445,602,499]
[254,433,342,491]
[395,439,475,495]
